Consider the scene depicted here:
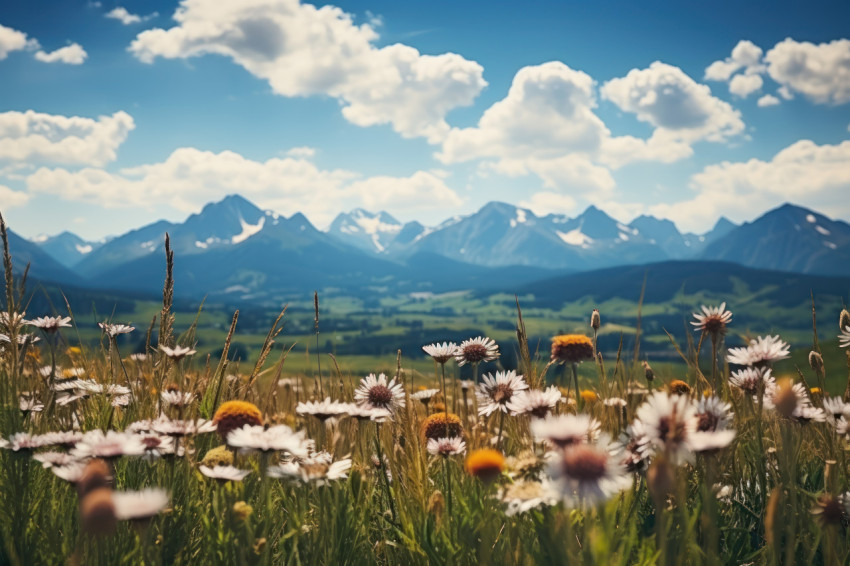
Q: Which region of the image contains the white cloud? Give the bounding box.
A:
[757,94,780,107]
[649,139,850,232]
[728,73,763,97]
[0,23,38,60]
[600,61,744,143]
[0,110,135,167]
[704,40,764,81]
[764,38,850,105]
[285,146,316,158]
[128,0,485,142]
[34,43,87,65]
[0,185,29,208]
[105,7,157,25]
[24,147,463,226]
[777,85,794,100]
[519,191,578,216]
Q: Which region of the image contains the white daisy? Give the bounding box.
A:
[159,345,197,360]
[33,451,78,468]
[98,322,135,337]
[136,433,176,458]
[19,396,43,413]
[51,462,88,483]
[226,424,313,458]
[691,429,737,453]
[160,390,195,408]
[422,342,458,364]
[476,370,529,417]
[531,414,601,449]
[344,404,392,422]
[823,397,849,422]
[729,367,775,396]
[634,391,699,465]
[621,420,651,473]
[268,453,352,484]
[427,436,467,457]
[547,435,631,506]
[726,335,790,367]
[507,386,563,418]
[603,397,628,408]
[29,316,72,333]
[71,430,146,460]
[36,430,83,449]
[695,396,733,432]
[500,478,560,516]
[129,353,147,362]
[151,417,216,437]
[354,373,405,413]
[112,488,169,521]
[296,397,351,421]
[455,336,499,366]
[840,326,850,349]
[691,303,732,334]
[7,432,48,451]
[199,465,251,482]
[411,389,441,403]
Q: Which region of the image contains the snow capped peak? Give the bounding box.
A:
[557,229,594,248]
[232,216,265,244]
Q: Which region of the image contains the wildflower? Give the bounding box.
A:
[151,416,216,437]
[199,465,251,482]
[695,396,733,432]
[161,390,195,408]
[691,429,736,453]
[422,342,458,364]
[159,345,197,360]
[75,379,131,396]
[36,430,83,449]
[840,326,850,349]
[213,401,263,439]
[465,449,505,482]
[726,335,790,367]
[112,488,169,522]
[454,336,499,366]
[603,397,627,408]
[354,373,405,413]
[550,334,594,364]
[296,398,350,422]
[580,390,598,404]
[19,395,43,413]
[411,388,441,406]
[729,367,775,396]
[201,445,234,468]
[823,397,849,422]
[476,370,528,416]
[668,380,691,395]
[421,412,464,440]
[590,309,601,331]
[345,405,392,422]
[531,414,601,449]
[812,493,850,526]
[635,391,698,465]
[0,311,28,330]
[8,432,49,452]
[809,351,825,373]
[643,361,655,383]
[72,430,146,460]
[507,386,563,418]
[129,353,147,362]
[768,378,805,418]
[548,435,630,506]
[137,433,176,458]
[269,453,352,483]
[33,451,78,468]
[501,479,559,516]
[98,322,135,337]
[226,424,313,458]
[52,462,88,483]
[29,316,72,333]
[621,421,651,473]
[841,309,850,333]
[691,303,732,336]
[232,501,253,520]
[427,436,467,457]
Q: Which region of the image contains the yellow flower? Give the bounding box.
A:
[201,445,234,468]
[421,412,463,440]
[213,400,263,438]
[580,390,598,404]
[668,380,691,395]
[550,335,594,363]
[465,449,505,483]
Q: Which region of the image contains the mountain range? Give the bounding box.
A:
[6,195,850,302]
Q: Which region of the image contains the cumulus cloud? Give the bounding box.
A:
[0,110,135,167]
[728,73,763,97]
[649,139,850,232]
[285,146,316,158]
[519,192,577,216]
[25,147,464,226]
[600,61,744,142]
[0,22,38,59]
[757,94,780,107]
[764,38,850,105]
[34,43,87,65]
[128,0,486,142]
[0,185,29,208]
[105,7,157,25]
[704,40,764,81]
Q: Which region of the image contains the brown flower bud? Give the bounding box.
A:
[643,361,655,383]
[590,309,601,331]
[773,378,798,419]
[841,309,850,332]
[809,351,824,373]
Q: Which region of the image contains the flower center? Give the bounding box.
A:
[529,405,550,419]
[492,383,513,404]
[368,385,393,407]
[462,344,489,363]
[657,416,686,444]
[562,446,608,481]
[702,315,727,334]
[697,412,719,432]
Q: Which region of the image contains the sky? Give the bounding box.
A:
[1,0,849,240]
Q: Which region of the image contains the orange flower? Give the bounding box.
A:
[668,380,691,395]
[213,400,263,439]
[580,390,598,404]
[465,449,505,483]
[550,335,594,363]
[421,412,463,440]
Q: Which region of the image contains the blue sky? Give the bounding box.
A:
[1,0,849,240]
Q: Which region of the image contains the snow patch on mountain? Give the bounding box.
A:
[232,217,265,244]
